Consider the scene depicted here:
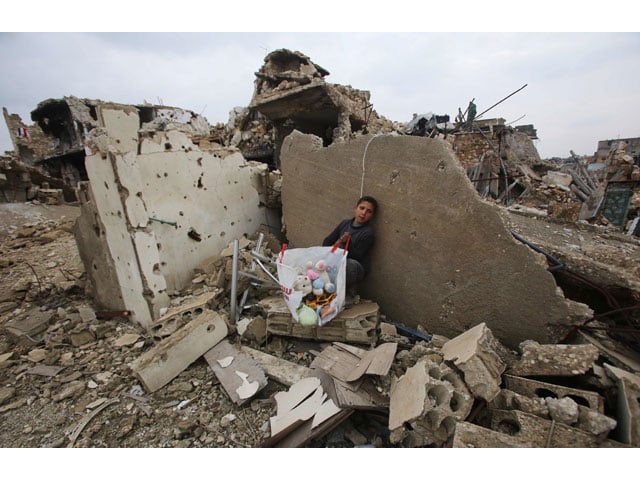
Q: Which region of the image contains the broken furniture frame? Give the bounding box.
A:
[229,233,280,324]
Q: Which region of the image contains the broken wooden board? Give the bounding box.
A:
[311,342,397,384]
[264,370,351,448]
[267,377,343,444]
[204,340,267,405]
[333,377,389,411]
[130,310,228,393]
[240,346,312,387]
[576,331,640,373]
[261,296,379,345]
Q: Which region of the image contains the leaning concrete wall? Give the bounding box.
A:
[280,131,570,348]
[75,104,271,328]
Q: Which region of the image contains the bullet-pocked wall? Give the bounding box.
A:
[75,104,272,328]
[279,131,573,348]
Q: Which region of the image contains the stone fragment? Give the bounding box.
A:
[53,380,85,402]
[70,327,95,347]
[27,348,47,363]
[508,342,599,377]
[389,358,473,447]
[114,333,140,347]
[577,406,617,436]
[441,322,506,401]
[0,387,16,406]
[545,397,579,425]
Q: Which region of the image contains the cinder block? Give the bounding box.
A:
[487,409,626,448]
[389,358,473,447]
[262,296,379,345]
[504,374,604,412]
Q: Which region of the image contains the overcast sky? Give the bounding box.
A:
[1,8,639,160]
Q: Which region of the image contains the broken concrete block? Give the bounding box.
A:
[508,341,599,377]
[577,406,617,436]
[453,421,532,448]
[441,322,506,401]
[545,397,579,425]
[3,309,53,345]
[148,291,219,340]
[487,409,626,447]
[617,377,640,446]
[489,389,550,418]
[130,309,228,393]
[503,374,604,412]
[389,357,473,447]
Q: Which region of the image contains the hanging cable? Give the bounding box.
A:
[360,134,381,197]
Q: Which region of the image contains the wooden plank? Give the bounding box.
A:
[130,310,228,393]
[333,377,389,411]
[240,346,312,387]
[365,343,397,376]
[310,344,363,384]
[203,340,267,405]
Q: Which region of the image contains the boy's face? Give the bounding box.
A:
[354,201,375,224]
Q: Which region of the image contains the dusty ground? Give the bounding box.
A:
[0,202,388,448]
[0,201,638,448]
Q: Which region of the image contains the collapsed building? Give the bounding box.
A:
[1,48,639,448]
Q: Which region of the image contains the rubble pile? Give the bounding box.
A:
[1,211,639,448]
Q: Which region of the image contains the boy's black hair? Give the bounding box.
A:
[357,195,378,213]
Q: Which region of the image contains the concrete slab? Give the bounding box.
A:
[508,342,599,377]
[130,310,228,393]
[279,131,571,348]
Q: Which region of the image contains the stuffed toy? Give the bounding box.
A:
[296,303,318,327]
[292,274,312,296]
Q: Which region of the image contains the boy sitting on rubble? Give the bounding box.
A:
[322,195,378,301]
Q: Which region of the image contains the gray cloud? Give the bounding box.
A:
[1,32,639,159]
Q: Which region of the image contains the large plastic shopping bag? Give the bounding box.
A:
[276,240,348,327]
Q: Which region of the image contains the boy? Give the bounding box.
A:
[322,195,378,291]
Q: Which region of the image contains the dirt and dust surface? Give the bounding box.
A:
[0,200,638,449]
[0,202,386,449]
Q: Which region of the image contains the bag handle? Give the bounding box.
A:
[331,233,350,255]
[278,243,288,264]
